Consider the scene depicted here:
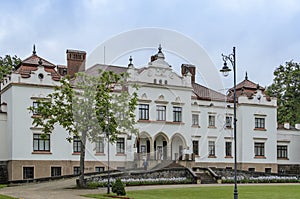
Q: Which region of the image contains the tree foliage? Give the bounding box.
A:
[28,70,138,187]
[112,178,126,196]
[0,55,21,81]
[266,61,300,126]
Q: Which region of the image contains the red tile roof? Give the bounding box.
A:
[15,54,60,81]
[227,79,270,102]
[192,83,226,102]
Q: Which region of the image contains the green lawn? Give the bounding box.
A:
[0,195,17,199]
[84,185,300,199]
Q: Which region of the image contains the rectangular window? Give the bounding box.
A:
[225,116,232,128]
[156,105,166,121]
[255,118,265,129]
[192,114,199,126]
[208,141,215,156]
[173,107,182,122]
[73,136,81,153]
[95,167,105,172]
[225,142,232,157]
[208,115,215,127]
[51,167,62,177]
[277,145,288,158]
[116,138,125,154]
[95,137,104,153]
[23,167,34,179]
[254,142,265,157]
[73,167,80,175]
[32,101,40,115]
[33,134,50,151]
[192,140,199,156]
[139,104,149,120]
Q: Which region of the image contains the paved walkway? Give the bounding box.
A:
[1,178,299,199]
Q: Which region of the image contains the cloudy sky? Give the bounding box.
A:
[1,0,299,90]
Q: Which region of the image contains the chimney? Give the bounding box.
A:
[66,49,86,78]
[284,122,290,129]
[295,124,300,130]
[181,64,196,83]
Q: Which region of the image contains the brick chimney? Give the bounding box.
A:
[181,64,196,83]
[66,49,86,78]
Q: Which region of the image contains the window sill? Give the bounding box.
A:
[72,152,81,155]
[277,157,289,160]
[116,153,126,156]
[32,151,52,154]
[166,121,184,125]
[208,155,217,158]
[254,128,267,131]
[208,126,216,129]
[192,125,200,128]
[254,156,266,159]
[225,156,233,158]
[138,119,151,123]
[31,115,42,118]
[225,127,233,129]
[95,153,105,156]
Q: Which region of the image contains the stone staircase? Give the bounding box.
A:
[196,172,216,184]
[150,160,175,170]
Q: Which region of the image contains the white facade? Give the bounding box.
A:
[0,47,299,181]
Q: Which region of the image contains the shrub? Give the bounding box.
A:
[112,178,126,196]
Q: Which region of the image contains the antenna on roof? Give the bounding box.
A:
[104,46,106,65]
[33,44,36,55]
[245,71,248,80]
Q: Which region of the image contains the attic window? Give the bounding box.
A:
[154,79,157,84]
[38,73,44,80]
[164,80,168,84]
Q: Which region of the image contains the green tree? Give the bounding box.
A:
[0,55,21,80]
[112,178,126,196]
[29,70,138,187]
[266,61,300,126]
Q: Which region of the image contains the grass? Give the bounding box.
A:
[84,184,300,199]
[0,195,18,199]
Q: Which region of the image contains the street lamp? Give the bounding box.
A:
[106,104,110,194]
[220,47,238,199]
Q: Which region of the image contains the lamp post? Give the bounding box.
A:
[106,103,110,194]
[220,47,238,199]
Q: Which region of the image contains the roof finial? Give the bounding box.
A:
[245,71,248,80]
[38,58,43,65]
[158,44,162,53]
[33,44,36,55]
[128,56,134,68]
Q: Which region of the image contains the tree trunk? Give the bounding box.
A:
[78,131,87,188]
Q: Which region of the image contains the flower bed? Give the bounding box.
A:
[221,175,299,183]
[87,177,192,188]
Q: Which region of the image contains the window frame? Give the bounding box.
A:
[51,167,62,177]
[208,141,216,157]
[225,116,232,128]
[23,167,34,179]
[156,105,166,121]
[254,142,265,157]
[95,137,104,153]
[33,134,50,152]
[139,104,149,120]
[192,140,199,156]
[73,136,81,153]
[225,141,232,157]
[208,115,216,127]
[173,106,182,122]
[116,138,125,154]
[192,114,199,126]
[255,117,265,129]
[277,145,288,159]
